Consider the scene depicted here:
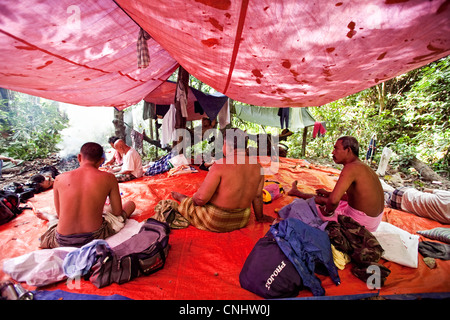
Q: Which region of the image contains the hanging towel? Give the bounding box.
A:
[161,104,176,148]
[278,108,290,129]
[218,99,230,129]
[137,28,151,69]
[131,129,144,153]
[312,121,327,138]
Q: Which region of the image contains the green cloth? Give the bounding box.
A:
[234,105,315,131]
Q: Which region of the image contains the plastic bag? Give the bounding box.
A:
[2,247,76,286]
[373,222,419,268]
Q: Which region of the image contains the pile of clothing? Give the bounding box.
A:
[240,198,388,298]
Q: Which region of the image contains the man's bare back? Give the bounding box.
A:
[172,129,273,224]
[196,161,263,210]
[37,142,136,249]
[54,165,122,235]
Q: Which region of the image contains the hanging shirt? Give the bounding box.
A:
[161,104,176,148]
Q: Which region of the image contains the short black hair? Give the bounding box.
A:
[30,174,45,184]
[337,136,359,157]
[80,142,104,162]
[108,136,119,144]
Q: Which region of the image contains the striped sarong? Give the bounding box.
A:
[178,197,251,233]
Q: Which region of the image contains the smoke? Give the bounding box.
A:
[57,103,115,157]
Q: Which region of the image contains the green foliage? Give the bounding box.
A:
[0,93,68,160]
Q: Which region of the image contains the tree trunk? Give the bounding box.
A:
[377,82,385,114]
[174,66,189,130]
[112,109,126,141]
[410,156,450,185]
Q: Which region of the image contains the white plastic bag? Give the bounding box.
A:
[373,222,419,268]
[169,154,189,168]
[376,147,393,176]
[2,247,76,286]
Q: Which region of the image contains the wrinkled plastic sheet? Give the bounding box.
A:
[1,157,449,299]
[1,0,449,109]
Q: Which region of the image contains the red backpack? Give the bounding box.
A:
[0,191,21,225]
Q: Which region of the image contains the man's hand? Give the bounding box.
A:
[318,204,335,217]
[315,188,331,197]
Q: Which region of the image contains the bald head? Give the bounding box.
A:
[114,139,129,154]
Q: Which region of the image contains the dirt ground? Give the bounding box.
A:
[1,153,448,193]
[0,154,79,191]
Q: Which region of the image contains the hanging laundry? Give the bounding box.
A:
[137,28,151,69]
[131,129,144,153]
[278,108,290,129]
[161,104,176,148]
[194,101,204,115]
[175,67,189,120]
[191,88,228,120]
[155,104,171,118]
[312,121,327,138]
[217,99,230,129]
[143,101,155,120]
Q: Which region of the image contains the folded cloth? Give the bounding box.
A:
[417,227,450,244]
[114,172,136,182]
[270,218,340,296]
[312,121,327,138]
[351,262,391,287]
[40,220,116,249]
[331,244,351,270]
[318,200,383,232]
[326,215,384,265]
[278,198,328,231]
[178,197,251,232]
[152,199,189,229]
[418,241,450,260]
[103,211,126,232]
[63,240,111,278]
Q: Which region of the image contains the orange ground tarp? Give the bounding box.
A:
[1,157,449,299]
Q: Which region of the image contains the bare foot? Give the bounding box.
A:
[287,181,314,199]
[35,210,55,222]
[171,191,188,202]
[287,180,300,196]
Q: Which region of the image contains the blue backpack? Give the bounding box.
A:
[239,231,303,299]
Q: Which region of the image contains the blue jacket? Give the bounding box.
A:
[270,218,340,296]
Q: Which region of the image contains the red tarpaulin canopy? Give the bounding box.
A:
[0,0,449,109]
[0,0,178,109]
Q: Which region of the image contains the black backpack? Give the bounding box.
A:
[88,218,170,288]
[0,191,22,226]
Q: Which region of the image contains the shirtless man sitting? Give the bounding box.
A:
[288,136,384,232]
[172,129,274,232]
[38,142,136,248]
